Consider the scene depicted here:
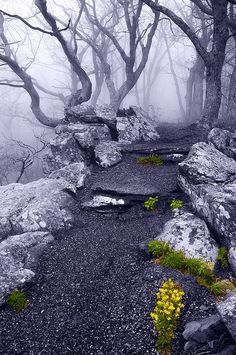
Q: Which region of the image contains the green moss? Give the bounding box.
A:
[148,240,171,258]
[136,154,164,166]
[6,289,28,312]
[144,196,159,211]
[169,198,184,209]
[217,247,229,269]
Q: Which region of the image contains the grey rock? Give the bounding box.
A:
[55,122,111,149]
[183,314,227,351]
[94,104,117,125]
[155,212,218,262]
[65,104,117,127]
[117,106,159,144]
[208,128,236,159]
[94,141,122,167]
[183,314,222,341]
[178,137,236,272]
[0,178,75,239]
[43,132,83,174]
[49,162,90,193]
[0,231,54,305]
[179,142,236,185]
[74,124,111,148]
[65,104,96,123]
[217,292,236,342]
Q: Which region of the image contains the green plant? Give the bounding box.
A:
[217,247,229,269]
[144,196,159,211]
[169,198,184,209]
[161,251,186,270]
[148,240,222,297]
[148,240,171,258]
[208,279,236,296]
[151,279,185,354]
[6,289,28,311]
[137,154,164,166]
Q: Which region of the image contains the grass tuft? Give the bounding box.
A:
[148,240,231,297]
[217,247,229,269]
[6,289,28,312]
[144,196,159,211]
[169,198,184,210]
[137,154,164,166]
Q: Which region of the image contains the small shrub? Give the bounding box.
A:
[137,154,163,166]
[169,198,184,210]
[6,289,28,311]
[151,279,185,354]
[144,196,159,211]
[217,247,229,269]
[148,240,171,258]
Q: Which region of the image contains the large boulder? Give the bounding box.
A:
[178,132,236,272]
[117,106,159,144]
[154,212,218,262]
[94,141,122,168]
[0,231,53,306]
[208,128,236,159]
[0,178,76,240]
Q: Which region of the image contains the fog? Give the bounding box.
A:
[0,0,234,184]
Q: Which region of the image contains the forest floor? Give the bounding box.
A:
[0,124,219,355]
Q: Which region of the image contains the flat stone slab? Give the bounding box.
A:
[91,156,178,197]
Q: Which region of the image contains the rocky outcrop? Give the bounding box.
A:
[0,231,54,305]
[0,104,160,308]
[0,178,76,240]
[94,141,122,167]
[154,212,218,262]
[178,132,236,273]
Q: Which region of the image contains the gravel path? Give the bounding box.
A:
[0,133,217,355]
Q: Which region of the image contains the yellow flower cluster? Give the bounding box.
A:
[150,279,185,354]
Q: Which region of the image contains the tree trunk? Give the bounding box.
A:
[226,48,236,126]
[186,66,195,120]
[191,56,205,122]
[163,31,186,120]
[200,61,222,127]
[199,0,229,127]
[35,0,92,106]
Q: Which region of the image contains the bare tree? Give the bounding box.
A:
[142,0,232,128]
[76,0,160,111]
